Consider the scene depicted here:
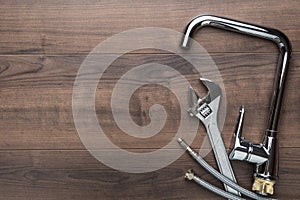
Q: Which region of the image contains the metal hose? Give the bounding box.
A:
[185,169,245,200]
[178,138,276,200]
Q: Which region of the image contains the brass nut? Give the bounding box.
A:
[252,177,276,195]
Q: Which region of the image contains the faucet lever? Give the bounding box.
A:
[234,105,245,141]
[229,106,269,164]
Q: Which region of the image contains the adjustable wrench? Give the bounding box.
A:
[188,78,240,196]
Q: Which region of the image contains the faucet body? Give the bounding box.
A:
[182,15,292,195]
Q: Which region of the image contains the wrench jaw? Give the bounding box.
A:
[187,78,221,121]
[187,85,201,118]
[200,78,222,102]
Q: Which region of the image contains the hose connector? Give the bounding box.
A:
[252,177,276,195]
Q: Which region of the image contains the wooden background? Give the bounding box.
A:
[0,0,299,199]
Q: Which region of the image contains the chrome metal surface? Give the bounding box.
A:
[181,15,292,195]
[177,138,276,200]
[181,14,291,132]
[185,170,245,200]
[229,106,269,164]
[187,78,240,196]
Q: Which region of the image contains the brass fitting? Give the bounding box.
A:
[184,169,195,181]
[252,177,276,195]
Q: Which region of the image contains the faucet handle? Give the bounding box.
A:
[229,106,269,164]
[234,105,245,141]
[229,106,247,161]
[229,106,245,150]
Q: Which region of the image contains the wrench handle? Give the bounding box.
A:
[205,122,240,196]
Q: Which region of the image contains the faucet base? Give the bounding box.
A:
[252,177,276,195]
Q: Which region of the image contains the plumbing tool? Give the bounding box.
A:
[178,138,275,200]
[181,15,291,195]
[187,78,240,196]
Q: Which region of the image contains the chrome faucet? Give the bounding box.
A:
[181,15,292,195]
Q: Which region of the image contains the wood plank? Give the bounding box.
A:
[0,148,298,199]
[0,1,299,199]
[0,53,299,149]
[0,0,299,54]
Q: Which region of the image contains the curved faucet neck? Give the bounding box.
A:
[181,14,292,132]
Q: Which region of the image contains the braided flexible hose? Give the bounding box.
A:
[178,138,276,200]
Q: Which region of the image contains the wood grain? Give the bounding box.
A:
[0,54,299,150]
[0,148,299,200]
[0,1,299,199]
[0,0,299,54]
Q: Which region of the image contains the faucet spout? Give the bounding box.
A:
[181,15,292,195]
[181,15,291,132]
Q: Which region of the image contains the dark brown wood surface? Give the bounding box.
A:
[0,1,299,199]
